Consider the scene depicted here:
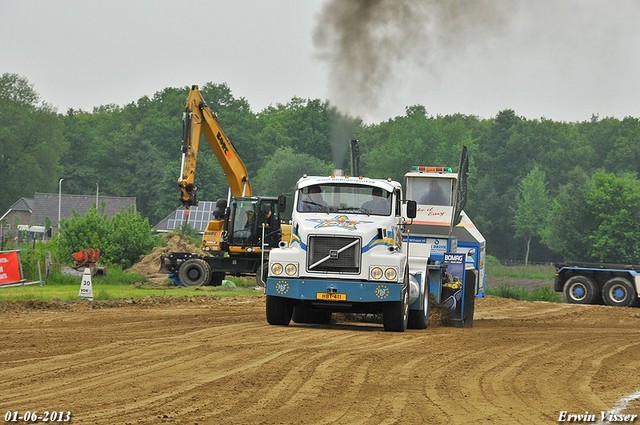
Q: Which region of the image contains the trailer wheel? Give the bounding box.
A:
[602,277,638,307]
[177,258,211,287]
[292,306,332,324]
[408,282,430,329]
[383,285,409,332]
[266,295,292,326]
[563,275,599,304]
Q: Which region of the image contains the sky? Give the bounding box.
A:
[1,0,639,123]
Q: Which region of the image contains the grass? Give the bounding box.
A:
[484,256,562,302]
[486,259,555,280]
[2,254,563,304]
[485,285,563,302]
[0,269,261,302]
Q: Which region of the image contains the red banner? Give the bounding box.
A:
[0,251,25,286]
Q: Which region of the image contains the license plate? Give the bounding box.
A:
[316,292,347,301]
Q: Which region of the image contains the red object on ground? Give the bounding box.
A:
[72,248,101,268]
[0,250,25,285]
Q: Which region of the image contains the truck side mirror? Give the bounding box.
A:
[277,194,287,212]
[406,200,417,219]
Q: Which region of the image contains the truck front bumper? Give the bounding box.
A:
[265,277,403,303]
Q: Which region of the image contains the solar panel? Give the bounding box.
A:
[165,201,218,233]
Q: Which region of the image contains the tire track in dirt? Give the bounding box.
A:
[1,297,639,424]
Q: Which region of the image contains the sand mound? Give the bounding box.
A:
[127,233,206,283]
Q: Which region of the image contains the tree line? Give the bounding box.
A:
[2,73,640,264]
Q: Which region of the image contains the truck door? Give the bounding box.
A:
[258,200,281,249]
[229,200,258,246]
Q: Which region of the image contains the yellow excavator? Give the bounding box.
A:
[160,85,290,287]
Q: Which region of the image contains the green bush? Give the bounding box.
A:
[13,242,49,281]
[485,254,502,268]
[56,207,155,269]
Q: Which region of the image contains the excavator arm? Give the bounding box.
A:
[178,85,252,208]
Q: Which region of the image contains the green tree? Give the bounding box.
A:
[252,147,332,217]
[586,171,640,263]
[106,208,157,268]
[513,165,550,265]
[543,167,594,261]
[0,73,67,213]
[362,105,441,182]
[469,110,522,259]
[256,98,336,165]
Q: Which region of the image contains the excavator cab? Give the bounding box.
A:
[226,197,282,254]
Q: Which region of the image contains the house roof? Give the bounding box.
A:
[31,193,137,225]
[0,197,34,221]
[154,201,218,233]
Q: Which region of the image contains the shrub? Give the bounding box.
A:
[13,242,49,281]
[56,207,155,269]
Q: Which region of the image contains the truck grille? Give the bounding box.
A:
[307,236,361,273]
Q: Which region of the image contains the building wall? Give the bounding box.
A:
[1,210,33,238]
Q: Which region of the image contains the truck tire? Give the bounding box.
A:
[292,306,332,324]
[602,277,639,307]
[408,282,430,329]
[255,262,267,288]
[266,295,292,326]
[563,275,599,304]
[383,286,409,332]
[177,258,211,287]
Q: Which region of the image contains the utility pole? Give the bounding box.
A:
[58,178,64,230]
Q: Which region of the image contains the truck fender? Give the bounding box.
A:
[408,273,421,306]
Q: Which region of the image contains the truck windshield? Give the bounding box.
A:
[297,184,392,216]
[409,177,453,206]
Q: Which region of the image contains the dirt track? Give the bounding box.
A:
[1,295,639,424]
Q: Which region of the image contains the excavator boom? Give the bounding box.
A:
[178,85,251,207]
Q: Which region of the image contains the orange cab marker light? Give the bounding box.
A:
[410,166,453,173]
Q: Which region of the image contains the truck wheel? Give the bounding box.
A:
[177,258,211,287]
[292,306,332,324]
[602,277,638,307]
[266,295,292,326]
[383,286,409,332]
[408,282,429,329]
[255,262,268,288]
[563,275,599,304]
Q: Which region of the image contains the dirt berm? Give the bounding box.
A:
[126,233,206,286]
[0,295,639,424]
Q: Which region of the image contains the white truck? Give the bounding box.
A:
[265,172,440,332]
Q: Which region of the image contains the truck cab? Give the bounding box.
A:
[226,197,283,253]
[265,173,425,332]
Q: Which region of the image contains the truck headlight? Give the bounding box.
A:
[370,267,383,280]
[285,263,298,277]
[384,267,398,281]
[271,263,284,276]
